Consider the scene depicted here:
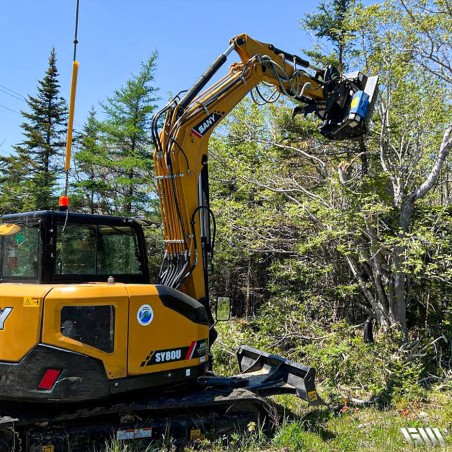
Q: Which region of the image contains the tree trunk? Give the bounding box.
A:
[390,249,408,336]
[245,256,252,320]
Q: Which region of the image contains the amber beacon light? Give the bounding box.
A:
[59,196,69,211]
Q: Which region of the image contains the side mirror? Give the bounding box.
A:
[215,296,231,322]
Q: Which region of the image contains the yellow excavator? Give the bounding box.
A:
[0,34,378,450]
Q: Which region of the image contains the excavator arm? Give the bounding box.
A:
[151,33,378,323]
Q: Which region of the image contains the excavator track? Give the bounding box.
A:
[0,387,272,451]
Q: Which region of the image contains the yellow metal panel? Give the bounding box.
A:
[42,284,129,379]
[0,284,53,361]
[126,285,209,375]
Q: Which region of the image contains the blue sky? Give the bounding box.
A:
[0,0,328,156]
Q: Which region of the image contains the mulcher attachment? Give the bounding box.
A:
[235,345,325,406]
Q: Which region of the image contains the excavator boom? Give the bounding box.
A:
[152,33,378,305]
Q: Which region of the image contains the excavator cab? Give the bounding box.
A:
[0,210,150,285]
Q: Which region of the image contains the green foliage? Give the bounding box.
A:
[214,310,448,408]
[272,419,307,451]
[0,152,35,214]
[0,48,67,212]
[73,53,160,216]
[302,0,358,70]
[144,224,165,282]
[71,109,112,213]
[302,324,428,403]
[212,320,256,376]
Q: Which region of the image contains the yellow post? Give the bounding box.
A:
[65,60,79,171]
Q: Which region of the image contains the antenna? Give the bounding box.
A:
[61,0,80,209]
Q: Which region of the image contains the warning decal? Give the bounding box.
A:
[23,297,40,308]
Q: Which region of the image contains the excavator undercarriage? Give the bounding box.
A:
[0,345,322,451]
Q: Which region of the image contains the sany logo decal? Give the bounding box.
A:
[0,308,13,330]
[191,112,223,138]
[401,427,446,446]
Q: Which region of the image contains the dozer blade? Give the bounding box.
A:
[235,345,325,406]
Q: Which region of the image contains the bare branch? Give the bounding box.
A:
[415,123,452,200]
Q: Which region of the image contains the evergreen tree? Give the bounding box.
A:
[302,0,357,70]
[72,109,111,213]
[75,53,159,216]
[12,48,68,210]
[0,150,34,214]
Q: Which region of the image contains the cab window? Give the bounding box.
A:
[55,223,142,276]
[0,223,40,281]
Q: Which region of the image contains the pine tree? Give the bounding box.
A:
[75,53,159,216]
[0,150,34,214]
[13,47,67,210]
[72,109,111,213]
[302,0,357,70]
